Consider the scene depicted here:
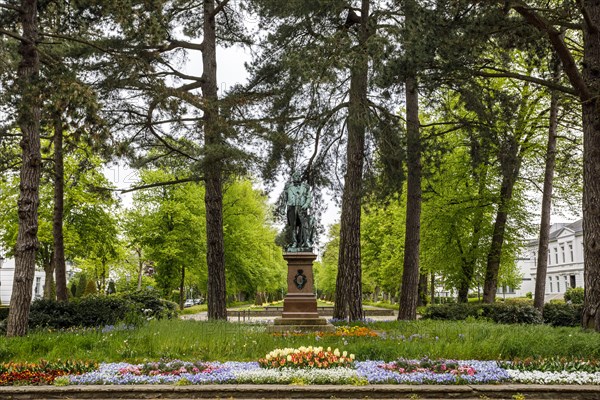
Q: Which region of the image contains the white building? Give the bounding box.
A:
[0,255,45,305]
[513,220,584,299]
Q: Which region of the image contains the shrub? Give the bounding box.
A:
[543,303,583,327]
[483,303,542,324]
[564,287,584,304]
[502,297,534,305]
[422,303,542,324]
[83,280,97,297]
[28,290,176,330]
[122,290,178,320]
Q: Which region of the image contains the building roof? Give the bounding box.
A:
[549,219,583,240]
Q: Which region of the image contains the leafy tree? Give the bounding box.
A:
[129,169,206,309]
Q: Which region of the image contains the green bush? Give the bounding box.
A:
[543,303,583,327]
[484,303,542,324]
[122,290,178,320]
[564,287,584,304]
[28,290,176,330]
[422,302,542,324]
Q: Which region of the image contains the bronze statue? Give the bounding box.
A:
[283,170,314,251]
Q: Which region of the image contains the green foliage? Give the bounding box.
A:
[126,171,285,299]
[564,287,584,304]
[501,357,600,373]
[27,290,176,330]
[83,280,97,297]
[543,303,583,327]
[75,274,87,298]
[422,303,543,324]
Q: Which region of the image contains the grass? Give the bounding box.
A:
[1,319,600,364]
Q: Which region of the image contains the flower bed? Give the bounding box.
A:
[5,349,600,386]
[259,346,355,369]
[0,360,96,386]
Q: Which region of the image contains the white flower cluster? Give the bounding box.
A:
[264,346,355,361]
[233,367,359,384]
[507,369,600,385]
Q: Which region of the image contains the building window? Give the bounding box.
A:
[568,242,574,262]
[34,277,41,297]
[554,247,559,264]
[570,275,576,288]
[564,276,569,290]
[550,278,553,292]
[556,276,560,292]
[561,245,565,263]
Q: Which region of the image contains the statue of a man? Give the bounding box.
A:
[283,171,314,251]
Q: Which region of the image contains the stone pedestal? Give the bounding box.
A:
[268,252,335,333]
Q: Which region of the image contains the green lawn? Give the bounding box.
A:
[1,319,598,363]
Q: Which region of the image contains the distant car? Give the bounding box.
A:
[194,298,204,305]
[184,299,194,308]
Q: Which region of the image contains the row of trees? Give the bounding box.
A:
[0,146,285,307]
[2,0,600,335]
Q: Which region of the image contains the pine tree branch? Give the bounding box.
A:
[506,0,591,101]
[0,29,29,43]
[0,2,20,11]
[476,67,578,96]
[579,0,599,34]
[95,177,205,194]
[144,102,201,162]
[163,39,205,52]
[306,101,350,175]
[211,0,232,18]
[39,32,115,54]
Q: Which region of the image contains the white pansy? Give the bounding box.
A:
[507,370,600,385]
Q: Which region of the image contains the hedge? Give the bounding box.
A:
[421,303,543,325]
[27,290,177,330]
[422,301,586,327]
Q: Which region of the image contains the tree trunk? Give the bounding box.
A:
[53,114,68,301]
[136,248,143,291]
[430,272,435,304]
[333,0,370,322]
[7,0,42,337]
[417,272,428,306]
[202,0,227,320]
[582,2,600,330]
[179,264,185,310]
[457,261,473,303]
[43,260,55,300]
[398,73,422,320]
[483,142,520,303]
[534,59,560,311]
[457,192,486,303]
